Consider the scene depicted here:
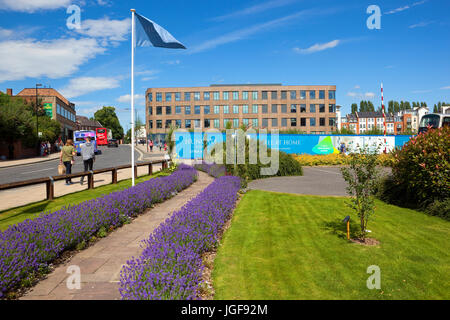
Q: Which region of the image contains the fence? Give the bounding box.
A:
[0,160,169,201]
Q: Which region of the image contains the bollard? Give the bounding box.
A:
[46,177,54,200]
[112,168,117,184]
[88,171,94,189]
[342,216,350,240]
[148,163,153,176]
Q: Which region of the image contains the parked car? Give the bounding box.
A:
[107,139,119,148]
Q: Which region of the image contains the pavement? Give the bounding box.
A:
[0,153,60,169]
[20,171,214,300]
[248,166,391,196]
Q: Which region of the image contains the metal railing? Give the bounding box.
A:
[0,160,169,201]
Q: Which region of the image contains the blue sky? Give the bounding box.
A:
[0,0,449,130]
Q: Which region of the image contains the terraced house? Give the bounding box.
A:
[145,84,337,140]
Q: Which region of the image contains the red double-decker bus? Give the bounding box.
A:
[96,128,109,146]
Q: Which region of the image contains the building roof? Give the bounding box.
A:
[16,88,72,106]
[355,111,384,118]
[76,115,103,128]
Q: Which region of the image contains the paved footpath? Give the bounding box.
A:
[20,171,214,300]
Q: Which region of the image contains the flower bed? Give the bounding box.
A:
[119,175,241,300]
[193,161,226,178]
[294,153,395,167]
[0,164,198,298]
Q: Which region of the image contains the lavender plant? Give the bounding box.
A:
[119,175,241,300]
[0,164,197,298]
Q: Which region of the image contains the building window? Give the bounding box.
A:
[203,92,210,101]
[271,91,277,99]
[204,119,211,128]
[281,104,287,113]
[272,118,278,127]
[156,106,162,115]
[262,91,268,100]
[165,119,172,128]
[300,90,306,100]
[194,92,200,101]
[310,118,316,126]
[310,104,316,113]
[213,91,220,100]
[175,119,182,128]
[319,90,325,99]
[329,118,336,127]
[291,118,297,127]
[243,105,249,114]
[319,118,325,126]
[243,118,249,126]
[252,91,258,100]
[166,106,171,115]
[233,118,239,128]
[232,91,239,100]
[252,118,258,127]
[185,119,191,128]
[214,105,220,114]
[319,104,325,113]
[300,118,306,127]
[309,90,316,99]
[214,119,220,128]
[290,104,297,113]
[300,104,306,113]
[281,118,287,127]
[329,104,336,113]
[262,118,268,127]
[184,92,191,101]
[224,119,231,127]
[223,105,229,114]
[204,105,210,114]
[156,93,162,102]
[194,119,201,128]
[233,105,239,114]
[175,106,182,114]
[156,120,162,128]
[281,91,287,100]
[194,106,201,114]
[148,93,153,102]
[223,91,229,100]
[290,90,296,99]
[185,106,191,115]
[148,120,153,129]
[165,92,172,102]
[329,90,336,100]
[272,104,278,113]
[175,92,181,101]
[241,91,248,100]
[252,104,258,114]
[262,104,268,113]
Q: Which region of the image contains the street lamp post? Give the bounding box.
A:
[35,84,42,154]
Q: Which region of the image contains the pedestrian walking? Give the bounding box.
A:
[60,139,76,185]
[149,139,153,152]
[159,141,162,152]
[80,136,96,185]
[164,142,167,152]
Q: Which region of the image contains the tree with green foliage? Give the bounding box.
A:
[388,100,394,114]
[94,106,124,140]
[351,103,358,114]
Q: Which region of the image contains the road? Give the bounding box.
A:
[0,145,142,184]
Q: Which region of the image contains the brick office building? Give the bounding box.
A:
[146,84,337,141]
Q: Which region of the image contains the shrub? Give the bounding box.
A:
[294,153,395,167]
[390,126,450,207]
[0,165,197,298]
[425,199,450,221]
[119,176,241,300]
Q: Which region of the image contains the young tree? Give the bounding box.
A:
[340,145,380,240]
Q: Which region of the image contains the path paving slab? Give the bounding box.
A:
[20,171,214,300]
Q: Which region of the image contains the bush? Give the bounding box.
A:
[294,153,395,167]
[119,176,241,300]
[0,165,198,298]
[425,199,450,221]
[390,126,450,207]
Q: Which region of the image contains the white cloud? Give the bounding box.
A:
[117,94,145,106]
[0,27,13,38]
[59,76,120,98]
[409,21,433,28]
[365,92,375,98]
[190,9,322,53]
[75,18,131,42]
[294,39,340,54]
[354,85,360,89]
[441,86,450,90]
[385,0,427,15]
[347,91,376,99]
[0,38,105,82]
[211,0,297,21]
[0,0,71,12]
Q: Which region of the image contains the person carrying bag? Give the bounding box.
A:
[60,139,76,185]
[80,136,96,185]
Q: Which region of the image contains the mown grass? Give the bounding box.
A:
[213,190,450,300]
[0,170,170,231]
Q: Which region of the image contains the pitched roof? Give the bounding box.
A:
[76,115,103,128]
[16,88,72,106]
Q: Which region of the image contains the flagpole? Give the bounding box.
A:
[131,9,136,186]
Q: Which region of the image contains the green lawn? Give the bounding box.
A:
[0,170,170,231]
[213,190,450,300]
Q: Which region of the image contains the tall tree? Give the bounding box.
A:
[351,103,358,114]
[404,101,411,110]
[393,101,400,113]
[388,100,394,114]
[367,101,375,112]
[94,106,124,140]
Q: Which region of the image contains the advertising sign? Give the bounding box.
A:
[43,103,53,117]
